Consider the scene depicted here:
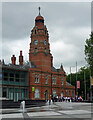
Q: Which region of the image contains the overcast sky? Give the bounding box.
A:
[2,2,91,74]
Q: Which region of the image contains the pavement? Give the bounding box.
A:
[0,102,92,120]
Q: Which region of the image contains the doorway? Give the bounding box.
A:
[45,90,48,101]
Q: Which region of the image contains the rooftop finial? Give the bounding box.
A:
[38,7,41,16]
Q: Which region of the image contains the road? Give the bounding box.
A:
[0,102,92,120]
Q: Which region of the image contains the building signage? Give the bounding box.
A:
[77,81,80,89]
[32,87,35,92]
[91,77,93,86]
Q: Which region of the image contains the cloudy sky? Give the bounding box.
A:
[2,2,91,74]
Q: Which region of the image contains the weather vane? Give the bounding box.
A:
[38,7,41,16]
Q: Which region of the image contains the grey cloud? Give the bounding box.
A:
[2,2,91,73]
[2,2,90,40]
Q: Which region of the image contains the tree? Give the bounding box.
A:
[85,32,93,77]
[66,66,90,99]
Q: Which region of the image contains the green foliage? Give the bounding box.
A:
[66,66,90,98]
[85,32,93,77]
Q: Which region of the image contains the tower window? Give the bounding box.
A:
[35,19,44,23]
[35,74,39,83]
[35,30,37,34]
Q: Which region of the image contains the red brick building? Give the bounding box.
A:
[1,9,75,102]
[28,10,75,100]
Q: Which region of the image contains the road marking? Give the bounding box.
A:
[58,110,91,114]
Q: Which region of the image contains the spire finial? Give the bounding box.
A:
[38,7,41,16]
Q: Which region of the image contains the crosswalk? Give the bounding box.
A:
[0,103,92,119]
[1,109,91,119]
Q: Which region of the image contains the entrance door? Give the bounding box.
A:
[45,90,48,101]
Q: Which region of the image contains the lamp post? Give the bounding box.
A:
[76,61,77,96]
[70,66,75,84]
[84,71,86,100]
[90,70,92,101]
[70,67,71,84]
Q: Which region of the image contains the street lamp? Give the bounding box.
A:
[70,66,75,84]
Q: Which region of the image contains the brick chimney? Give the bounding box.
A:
[11,55,16,65]
[19,50,23,65]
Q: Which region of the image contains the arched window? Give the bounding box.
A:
[53,89,56,97]
[35,88,39,99]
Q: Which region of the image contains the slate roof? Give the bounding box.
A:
[24,61,37,69]
[66,81,73,86]
[1,61,37,71]
[51,67,58,72]
[2,64,27,71]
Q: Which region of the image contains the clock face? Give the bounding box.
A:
[44,40,47,45]
[34,40,38,45]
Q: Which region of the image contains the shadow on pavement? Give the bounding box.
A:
[23,112,31,120]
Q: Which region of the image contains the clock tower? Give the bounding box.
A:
[29,7,53,72]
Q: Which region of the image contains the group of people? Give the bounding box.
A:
[51,95,83,103]
[74,96,83,102]
[51,96,72,103]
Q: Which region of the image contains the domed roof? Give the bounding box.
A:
[35,15,44,21]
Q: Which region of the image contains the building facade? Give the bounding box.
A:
[1,9,75,101]
[29,10,75,100]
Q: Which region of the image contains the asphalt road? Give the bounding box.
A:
[1,102,92,120]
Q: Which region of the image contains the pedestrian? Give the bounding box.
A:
[49,99,51,105]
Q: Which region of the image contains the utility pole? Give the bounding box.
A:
[84,71,86,100]
[76,61,77,96]
[90,71,92,101]
[70,67,71,84]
